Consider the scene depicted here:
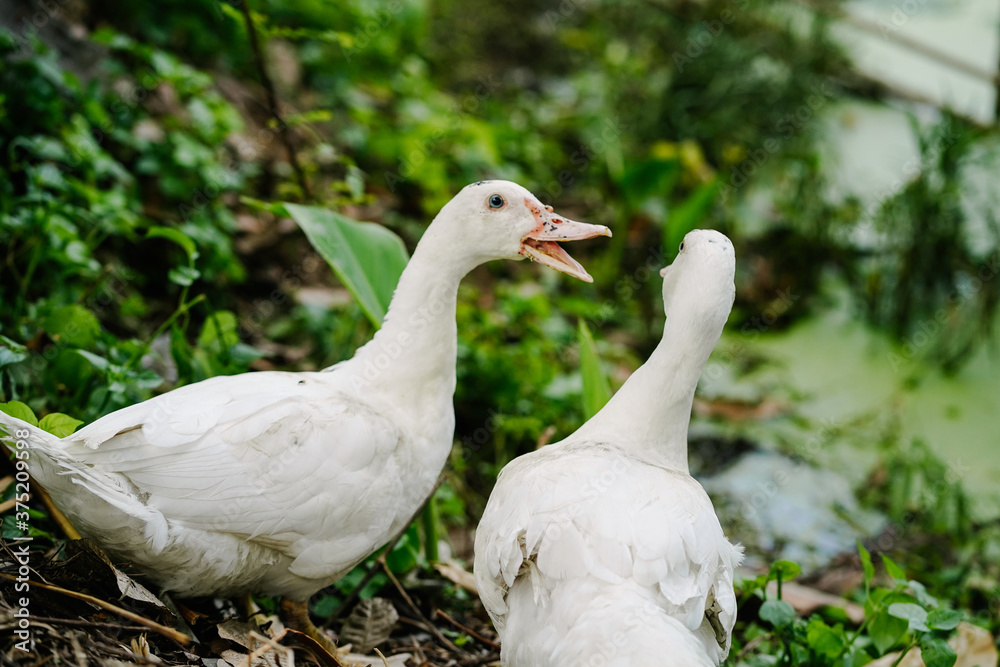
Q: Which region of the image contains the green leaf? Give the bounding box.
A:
[577,320,611,420]
[147,225,199,262]
[198,310,240,350]
[38,413,83,438]
[76,350,111,372]
[805,617,845,660]
[908,580,939,608]
[889,602,929,632]
[285,203,409,329]
[168,265,201,286]
[882,554,906,581]
[759,599,796,628]
[0,401,38,427]
[926,608,963,631]
[919,636,958,667]
[385,526,420,573]
[869,608,909,654]
[858,540,874,588]
[769,560,802,583]
[43,304,101,347]
[0,343,28,368]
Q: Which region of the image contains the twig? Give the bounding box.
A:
[0,497,16,515]
[383,565,467,657]
[843,71,992,130]
[374,647,390,667]
[433,609,500,650]
[238,0,312,200]
[535,425,556,449]
[0,573,190,645]
[33,479,82,540]
[248,628,296,666]
[995,20,1000,123]
[24,616,154,634]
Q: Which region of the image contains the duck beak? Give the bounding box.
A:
[519,198,612,283]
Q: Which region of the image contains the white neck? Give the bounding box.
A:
[566,302,724,473]
[349,224,479,424]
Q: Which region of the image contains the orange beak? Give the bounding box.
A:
[519,198,612,282]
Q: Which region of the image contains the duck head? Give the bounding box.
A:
[658,229,736,336]
[432,180,611,282]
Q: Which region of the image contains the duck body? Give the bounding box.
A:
[28,365,451,601]
[1,180,610,603]
[475,230,742,666]
[478,440,740,667]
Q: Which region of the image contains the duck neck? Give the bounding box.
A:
[350,225,477,421]
[570,314,718,473]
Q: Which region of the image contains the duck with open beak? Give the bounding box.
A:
[519,198,612,283]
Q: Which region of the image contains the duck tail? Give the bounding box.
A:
[503,577,723,667]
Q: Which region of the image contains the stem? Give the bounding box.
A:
[238,0,312,200]
[122,294,206,376]
[891,642,917,667]
[845,616,870,649]
[421,493,440,563]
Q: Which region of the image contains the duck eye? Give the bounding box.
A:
[679,241,685,251]
[488,194,506,209]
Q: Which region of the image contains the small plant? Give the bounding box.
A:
[732,544,965,667]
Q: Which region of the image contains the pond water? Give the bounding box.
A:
[707,294,1000,521]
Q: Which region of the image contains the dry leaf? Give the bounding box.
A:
[340,598,399,654]
[434,561,479,595]
[129,634,163,664]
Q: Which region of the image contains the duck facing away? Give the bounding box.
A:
[0,180,610,651]
[474,230,742,667]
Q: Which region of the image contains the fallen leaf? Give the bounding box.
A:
[340,597,399,654]
[434,561,479,595]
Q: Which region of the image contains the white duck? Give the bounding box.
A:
[474,230,742,667]
[0,180,610,650]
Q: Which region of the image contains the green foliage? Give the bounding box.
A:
[850,115,999,374]
[731,546,968,667]
[0,25,252,420]
[0,401,81,437]
[284,203,410,328]
[577,320,611,420]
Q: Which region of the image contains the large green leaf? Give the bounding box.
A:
[38,413,84,438]
[919,636,957,667]
[869,608,909,654]
[577,320,611,420]
[285,203,409,328]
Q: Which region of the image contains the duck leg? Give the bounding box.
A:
[279,598,346,665]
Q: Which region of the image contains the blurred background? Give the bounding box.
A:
[1,0,998,662]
